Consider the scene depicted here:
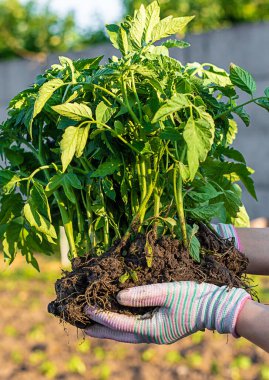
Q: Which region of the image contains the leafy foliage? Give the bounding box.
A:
[1,1,268,267]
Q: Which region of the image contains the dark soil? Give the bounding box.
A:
[48,223,252,329]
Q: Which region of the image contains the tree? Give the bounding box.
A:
[0,0,107,60]
[123,0,269,33]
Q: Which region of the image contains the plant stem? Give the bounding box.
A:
[131,71,142,122]
[103,216,109,249]
[121,77,141,126]
[140,157,147,203]
[214,96,266,120]
[173,165,188,248]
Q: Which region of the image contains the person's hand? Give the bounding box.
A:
[84,281,251,344]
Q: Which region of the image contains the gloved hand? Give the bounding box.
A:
[85,281,251,344]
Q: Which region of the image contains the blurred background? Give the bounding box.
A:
[0,1,269,379]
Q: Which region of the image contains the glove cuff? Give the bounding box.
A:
[205,286,251,338]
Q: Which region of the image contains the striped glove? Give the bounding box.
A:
[85,281,251,344]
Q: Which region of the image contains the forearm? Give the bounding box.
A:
[236,299,269,352]
[236,228,269,275]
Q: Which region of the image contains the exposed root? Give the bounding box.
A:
[48,230,253,328]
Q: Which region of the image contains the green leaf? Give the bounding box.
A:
[189,236,200,263]
[178,162,190,182]
[159,127,181,141]
[226,119,238,144]
[183,117,214,180]
[256,97,269,112]
[144,1,160,43]
[148,45,169,56]
[45,174,64,194]
[24,202,57,240]
[119,272,130,284]
[129,269,139,282]
[106,24,120,49]
[64,173,83,189]
[114,120,126,135]
[188,183,221,202]
[162,39,190,49]
[74,56,103,71]
[102,178,116,201]
[60,126,80,172]
[25,250,40,271]
[264,87,269,98]
[75,124,90,157]
[130,4,146,48]
[33,78,64,119]
[234,107,250,127]
[220,147,246,163]
[152,94,188,123]
[118,27,129,55]
[59,56,75,79]
[187,203,224,221]
[45,173,82,200]
[151,16,194,43]
[2,221,22,263]
[0,193,23,224]
[95,101,116,127]
[145,238,153,268]
[94,216,105,230]
[4,148,24,166]
[187,224,200,263]
[32,180,52,222]
[231,205,250,227]
[52,102,92,121]
[91,158,122,178]
[62,181,76,204]
[0,170,20,194]
[230,63,256,95]
[204,160,257,200]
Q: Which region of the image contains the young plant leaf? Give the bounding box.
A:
[33,78,64,119]
[183,117,214,180]
[187,224,200,263]
[106,23,120,49]
[90,158,122,178]
[230,63,256,95]
[144,1,160,43]
[60,127,80,172]
[162,39,190,49]
[52,102,92,121]
[24,202,57,240]
[152,94,188,123]
[151,16,194,43]
[130,4,146,48]
[255,97,269,112]
[233,107,250,127]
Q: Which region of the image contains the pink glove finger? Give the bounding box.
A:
[85,306,138,332]
[117,283,170,307]
[85,324,142,343]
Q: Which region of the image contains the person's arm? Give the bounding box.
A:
[236,228,269,275]
[236,299,269,352]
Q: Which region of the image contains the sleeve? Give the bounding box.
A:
[211,223,241,250]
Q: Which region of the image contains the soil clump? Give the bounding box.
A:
[48,224,252,328]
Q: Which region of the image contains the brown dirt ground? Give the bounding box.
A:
[0,255,269,380]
